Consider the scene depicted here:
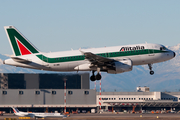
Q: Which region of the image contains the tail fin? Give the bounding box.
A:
[4,26,40,56]
[11,107,20,113]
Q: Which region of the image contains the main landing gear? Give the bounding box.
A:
[148,64,154,75]
[90,70,102,81]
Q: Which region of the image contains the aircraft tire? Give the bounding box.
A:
[90,75,96,81]
[96,73,101,80]
[150,71,154,75]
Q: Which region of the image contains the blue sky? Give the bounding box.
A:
[0,0,180,55]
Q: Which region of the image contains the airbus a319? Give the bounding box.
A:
[3,26,175,81]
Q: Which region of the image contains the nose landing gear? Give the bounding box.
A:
[148,64,154,75]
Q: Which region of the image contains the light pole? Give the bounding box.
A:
[99,73,101,113]
[63,77,67,113]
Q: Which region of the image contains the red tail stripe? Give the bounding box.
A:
[13,109,16,113]
[16,39,31,55]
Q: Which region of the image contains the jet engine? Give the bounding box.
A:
[107,59,133,74]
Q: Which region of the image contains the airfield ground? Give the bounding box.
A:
[1,113,180,120]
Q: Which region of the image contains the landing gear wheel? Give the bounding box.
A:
[90,70,96,81]
[150,71,154,75]
[96,73,102,80]
[90,75,96,81]
[148,64,154,75]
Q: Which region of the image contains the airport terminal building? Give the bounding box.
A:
[0,73,180,113]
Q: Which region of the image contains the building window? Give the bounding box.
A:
[139,98,140,100]
[134,98,136,100]
[179,98,180,100]
[52,91,56,95]
[2,91,7,95]
[68,91,73,95]
[114,98,116,100]
[35,91,40,95]
[19,91,23,95]
[102,98,108,100]
[84,91,89,95]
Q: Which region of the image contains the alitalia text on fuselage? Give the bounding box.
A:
[3,26,176,81]
[120,46,145,51]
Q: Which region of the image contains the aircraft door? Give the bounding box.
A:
[106,53,110,58]
[148,46,154,56]
[41,56,49,66]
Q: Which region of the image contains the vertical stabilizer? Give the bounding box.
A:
[4,26,40,56]
[12,107,19,113]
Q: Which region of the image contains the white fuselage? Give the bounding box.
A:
[4,43,175,73]
[14,111,66,118]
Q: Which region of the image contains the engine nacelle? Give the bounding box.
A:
[107,59,133,74]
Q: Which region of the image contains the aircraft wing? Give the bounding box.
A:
[83,52,115,69]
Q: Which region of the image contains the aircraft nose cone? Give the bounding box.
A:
[173,52,176,57]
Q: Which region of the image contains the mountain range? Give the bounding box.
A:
[0,44,180,92]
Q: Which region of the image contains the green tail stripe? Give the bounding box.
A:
[7,28,39,56]
[36,49,168,63]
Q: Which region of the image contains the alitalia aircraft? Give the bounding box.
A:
[4,26,176,81]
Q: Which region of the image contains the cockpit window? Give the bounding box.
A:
[160,46,168,51]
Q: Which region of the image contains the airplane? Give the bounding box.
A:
[11,107,67,118]
[3,26,176,81]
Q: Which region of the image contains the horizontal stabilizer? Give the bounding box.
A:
[11,57,31,64]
